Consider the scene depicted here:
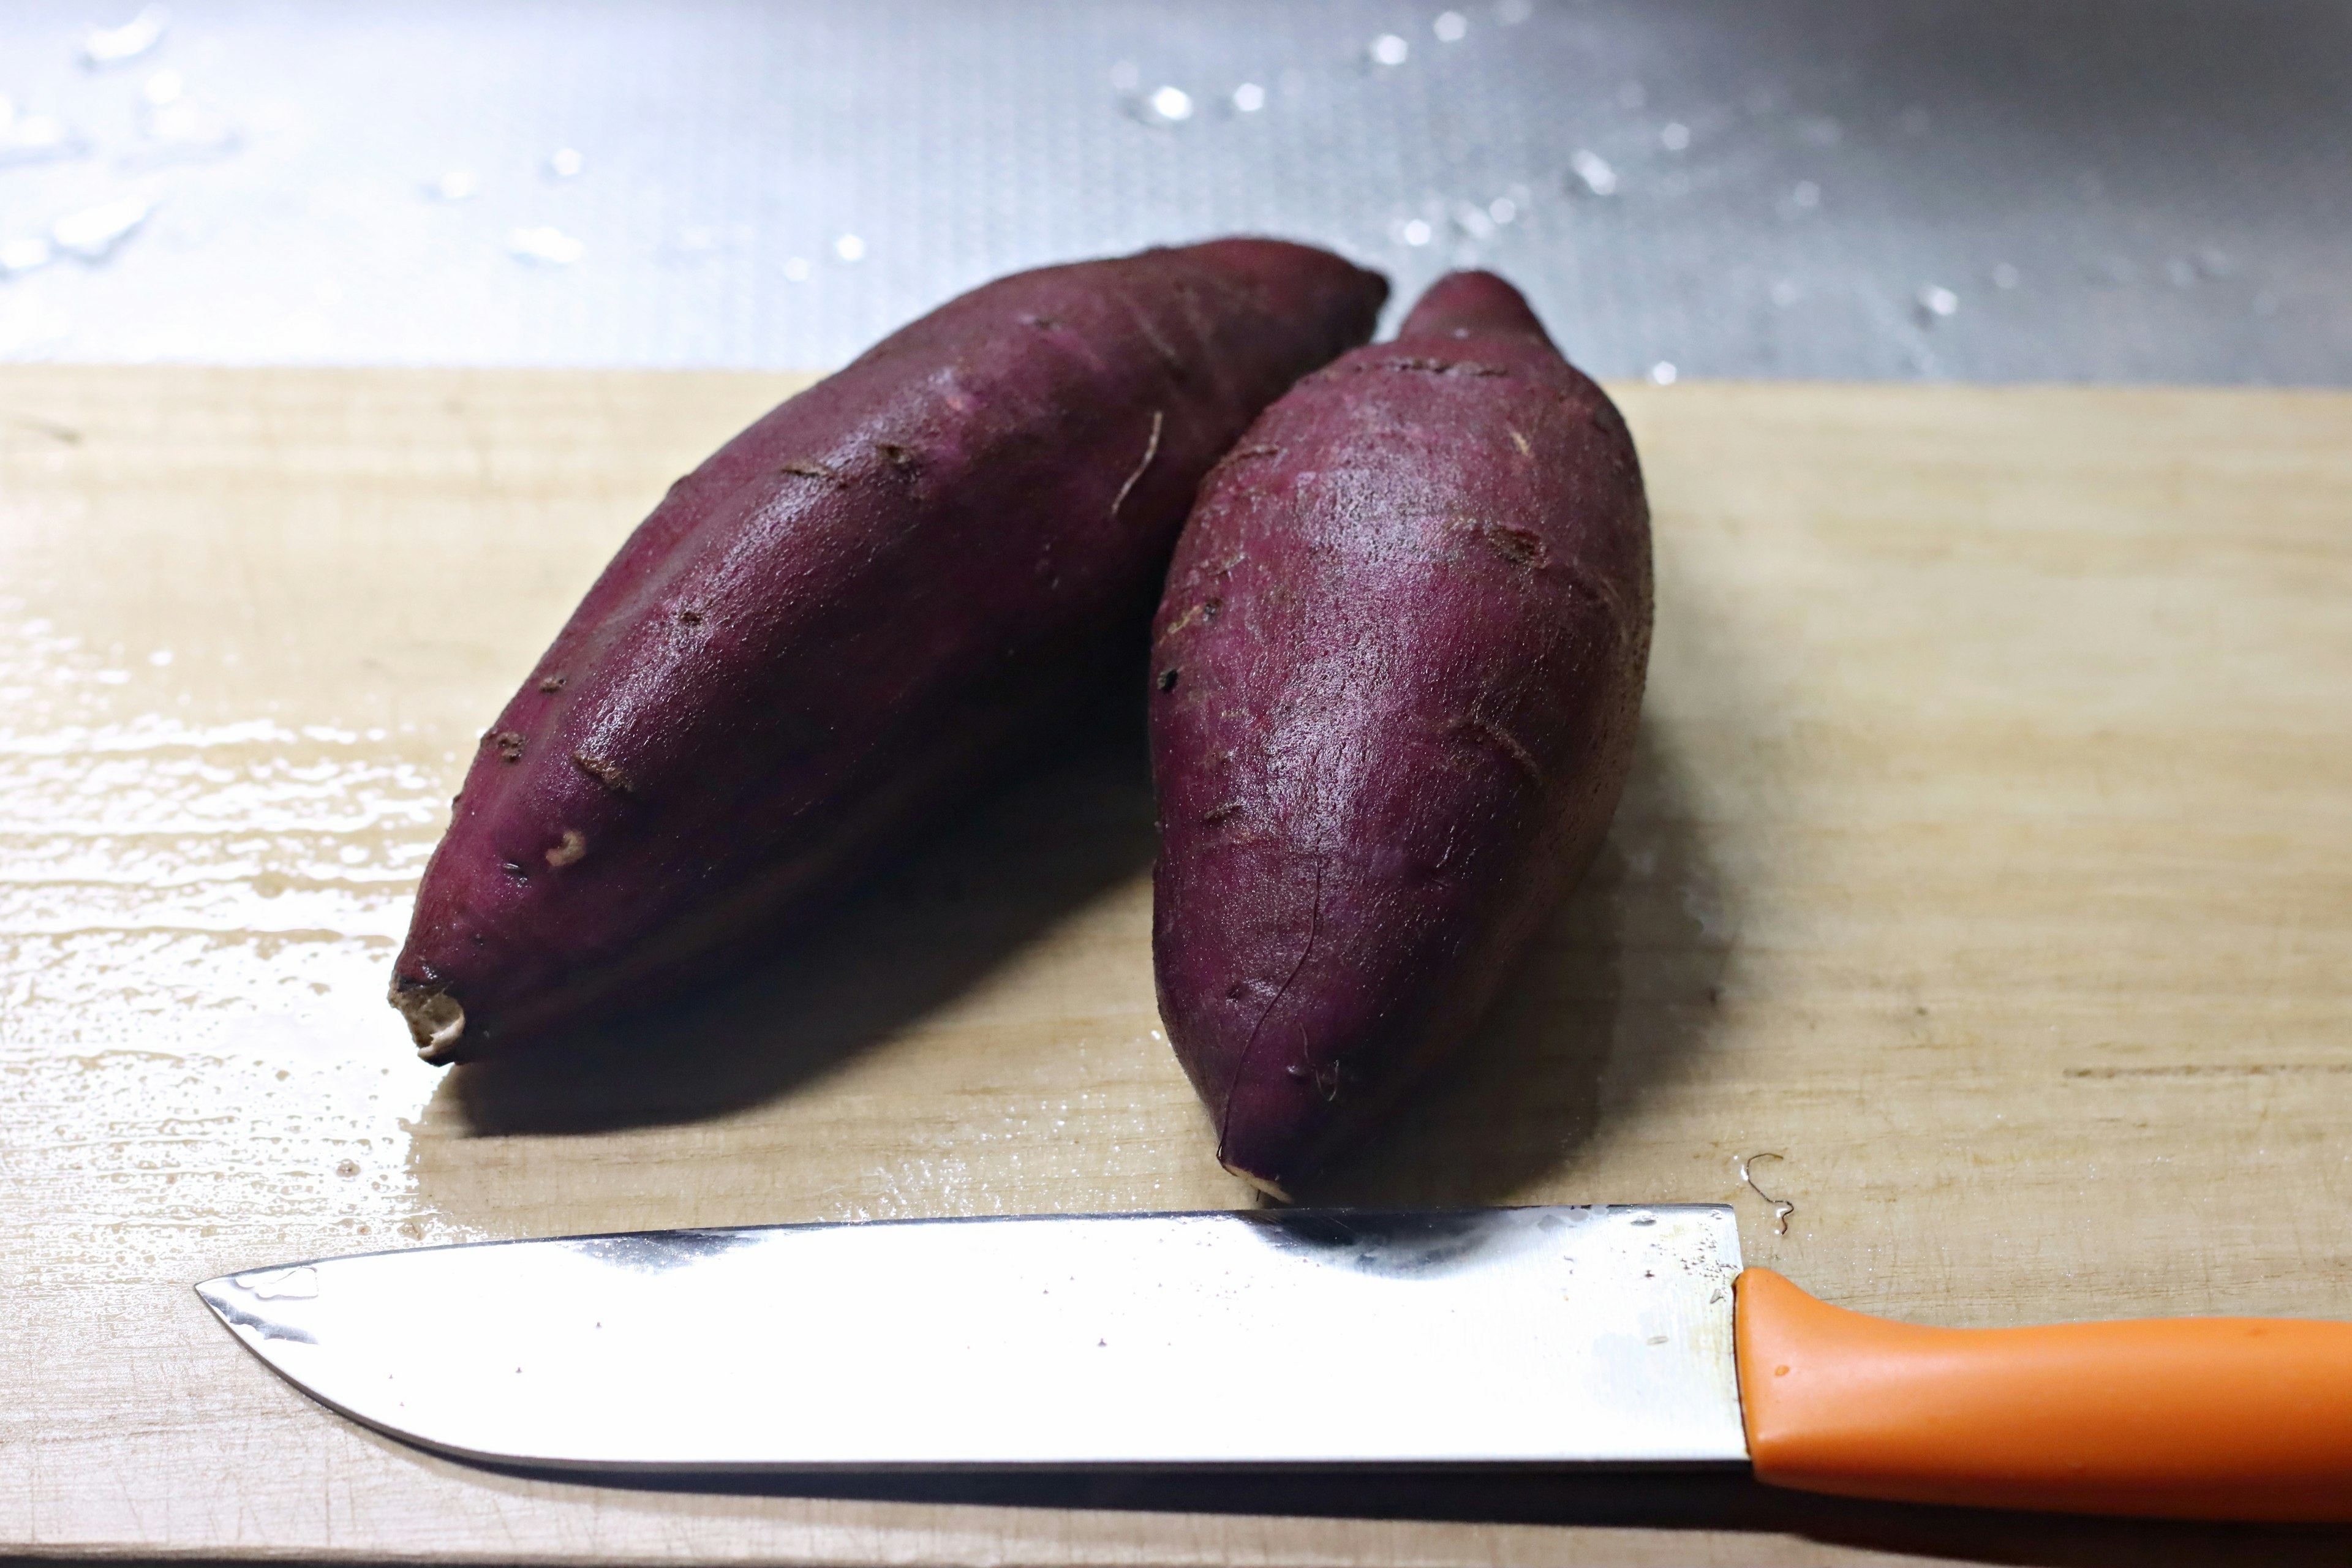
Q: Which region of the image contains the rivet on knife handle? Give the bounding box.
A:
[1735,1267,2352,1521]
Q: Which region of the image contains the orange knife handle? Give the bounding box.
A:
[1735,1268,2352,1521]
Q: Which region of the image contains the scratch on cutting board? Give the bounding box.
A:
[2,410,85,445]
[1737,1152,1795,1236]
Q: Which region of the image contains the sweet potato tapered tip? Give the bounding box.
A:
[1150,270,1651,1192]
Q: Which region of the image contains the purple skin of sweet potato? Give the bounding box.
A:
[391,239,1387,1063]
[1148,270,1653,1197]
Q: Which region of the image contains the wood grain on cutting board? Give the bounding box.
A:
[2,368,2348,1567]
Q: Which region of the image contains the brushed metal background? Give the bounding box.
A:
[1,0,2345,380]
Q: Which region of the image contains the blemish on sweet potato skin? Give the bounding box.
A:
[390,239,1388,1061]
[1149,269,1651,1193]
[570,752,635,796]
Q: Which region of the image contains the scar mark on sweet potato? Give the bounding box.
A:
[1311,1058,1344,1102]
[1213,443,1284,474]
[1508,429,1532,456]
[1112,409,1164,518]
[1200,801,1243,825]
[1452,712,1544,783]
[537,673,567,693]
[779,459,843,484]
[1129,304,1191,383]
[1157,667,1180,693]
[872,442,920,474]
[1460,518,1548,568]
[545,829,586,868]
[571,752,635,796]
[1020,314,1061,330]
[1218,855,1327,1171]
[675,606,706,627]
[1163,597,1222,636]
[491,731,527,763]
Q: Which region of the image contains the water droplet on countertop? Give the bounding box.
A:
[1569,149,1617,197]
[1790,180,1821,211]
[1991,262,2021,290]
[782,255,811,282]
[545,146,586,180]
[423,170,478,202]
[83,5,168,67]
[1917,284,1959,321]
[506,225,583,266]
[135,80,240,163]
[1231,82,1265,113]
[0,96,83,165]
[833,233,864,262]
[0,236,55,276]
[1146,85,1193,123]
[1433,11,1469,42]
[1649,361,1678,385]
[1660,120,1691,151]
[1370,34,1409,67]
[50,196,156,263]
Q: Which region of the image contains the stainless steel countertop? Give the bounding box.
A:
[2,0,2346,381]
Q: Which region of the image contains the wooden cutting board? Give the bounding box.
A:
[2,368,2348,1567]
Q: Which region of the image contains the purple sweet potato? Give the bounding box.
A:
[1148,270,1652,1196]
[391,239,1387,1062]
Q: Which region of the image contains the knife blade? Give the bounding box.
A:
[198,1205,2352,1521]
[197,1205,1747,1470]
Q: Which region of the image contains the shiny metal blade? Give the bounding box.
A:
[197,1205,1747,1471]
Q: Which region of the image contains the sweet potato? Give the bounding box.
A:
[391,239,1387,1062]
[1148,270,1652,1197]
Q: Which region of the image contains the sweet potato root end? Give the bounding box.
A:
[391,982,468,1063]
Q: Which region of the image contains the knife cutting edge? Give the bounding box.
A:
[196,1204,2352,1521]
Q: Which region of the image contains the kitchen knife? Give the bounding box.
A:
[197,1204,2352,1521]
